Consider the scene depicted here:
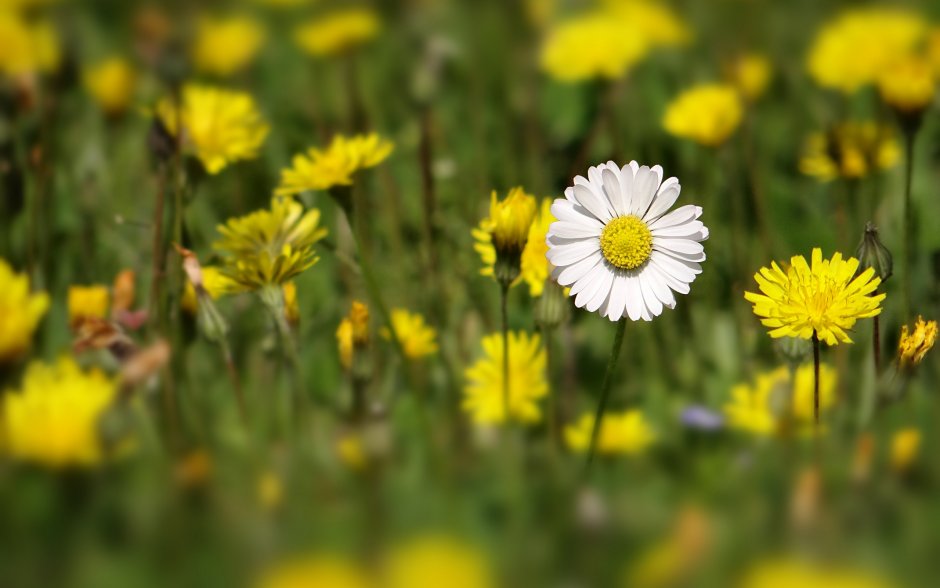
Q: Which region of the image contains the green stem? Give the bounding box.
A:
[812,330,820,427]
[585,318,627,473]
[500,281,511,424]
[902,130,916,320]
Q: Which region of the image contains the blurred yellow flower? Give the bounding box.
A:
[156,84,270,175]
[745,248,885,346]
[878,55,935,115]
[68,284,110,326]
[724,363,837,436]
[739,557,898,588]
[0,259,49,363]
[463,331,547,425]
[275,133,394,196]
[663,83,742,147]
[928,28,940,75]
[294,8,380,57]
[381,309,438,359]
[725,53,772,102]
[336,432,367,471]
[898,316,937,367]
[0,11,59,77]
[181,265,238,313]
[192,15,266,77]
[565,409,656,455]
[283,281,300,324]
[799,122,899,181]
[474,198,555,297]
[214,197,327,290]
[1,357,120,468]
[256,555,370,588]
[83,57,136,115]
[602,0,691,48]
[383,535,495,588]
[807,7,927,94]
[540,11,648,82]
[890,428,920,473]
[337,301,369,370]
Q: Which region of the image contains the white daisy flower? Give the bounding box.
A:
[546,161,708,321]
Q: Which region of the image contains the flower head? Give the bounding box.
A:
[214,197,328,290]
[878,55,935,116]
[293,8,380,57]
[0,259,49,363]
[474,198,555,297]
[807,7,927,94]
[1,357,121,467]
[463,331,547,425]
[745,248,885,345]
[275,133,393,196]
[600,0,691,48]
[382,535,495,588]
[381,309,437,359]
[564,409,656,455]
[724,53,772,102]
[83,57,136,115]
[799,122,899,181]
[740,557,898,588]
[68,284,110,326]
[898,316,937,366]
[0,11,59,77]
[181,265,238,313]
[663,83,742,147]
[547,161,708,321]
[192,15,266,77]
[156,84,269,175]
[540,11,649,82]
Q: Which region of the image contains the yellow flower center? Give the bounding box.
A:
[600,215,653,270]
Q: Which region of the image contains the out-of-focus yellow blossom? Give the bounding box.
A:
[68,284,110,326]
[540,11,648,82]
[928,28,940,75]
[601,0,691,48]
[724,363,837,435]
[474,198,555,297]
[336,319,355,371]
[663,83,742,147]
[181,265,238,313]
[293,8,380,57]
[383,535,495,588]
[214,197,327,290]
[807,7,927,94]
[745,248,885,346]
[565,409,656,455]
[275,133,394,196]
[623,507,712,588]
[725,53,772,102]
[192,15,266,77]
[381,309,437,359]
[739,557,898,588]
[1,357,120,468]
[898,316,937,366]
[156,84,269,175]
[0,11,59,77]
[0,259,49,363]
[337,301,369,370]
[800,122,899,181]
[83,57,136,115]
[524,0,556,28]
[256,555,370,588]
[878,55,935,115]
[257,470,283,510]
[463,331,547,425]
[890,428,921,473]
[336,433,367,470]
[283,282,299,324]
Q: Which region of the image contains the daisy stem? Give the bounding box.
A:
[500,280,511,424]
[812,330,821,428]
[586,318,627,473]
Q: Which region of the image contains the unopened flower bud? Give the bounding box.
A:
[534,279,570,330]
[855,222,893,282]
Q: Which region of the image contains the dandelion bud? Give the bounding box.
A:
[485,188,537,286]
[855,222,893,282]
[898,316,937,367]
[534,279,570,330]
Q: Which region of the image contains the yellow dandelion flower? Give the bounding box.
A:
[540,11,649,83]
[192,15,266,77]
[799,122,899,181]
[214,197,328,290]
[601,0,691,48]
[663,83,743,147]
[890,428,921,473]
[898,316,937,366]
[181,265,238,314]
[807,7,927,94]
[725,53,772,102]
[256,555,370,588]
[463,331,547,425]
[68,284,110,326]
[293,8,380,58]
[740,557,898,588]
[484,187,538,255]
[474,198,555,297]
[275,133,394,196]
[1,357,121,468]
[83,56,136,115]
[0,259,49,363]
[744,248,885,345]
[381,309,438,359]
[0,11,59,77]
[156,83,269,175]
[383,535,495,588]
[878,55,935,115]
[564,409,656,455]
